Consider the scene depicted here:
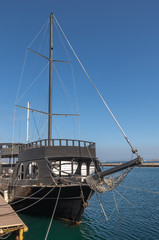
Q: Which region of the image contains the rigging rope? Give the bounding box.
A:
[54,21,81,139]
[112,190,121,220]
[28,18,49,49]
[119,185,159,195]
[15,18,49,105]
[37,118,48,140]
[0,187,55,217]
[52,118,63,138]
[86,168,131,193]
[95,192,108,222]
[86,146,101,181]
[15,50,29,105]
[10,185,52,206]
[44,187,61,240]
[31,111,40,140]
[0,233,11,239]
[53,64,74,113]
[17,62,49,103]
[12,18,49,150]
[0,185,53,207]
[53,15,138,156]
[11,49,29,169]
[107,168,138,220]
[114,189,133,206]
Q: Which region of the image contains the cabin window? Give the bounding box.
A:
[51,160,78,176]
[72,161,78,174]
[17,164,24,180]
[51,161,60,175]
[81,163,87,177]
[2,145,9,149]
[26,162,39,179]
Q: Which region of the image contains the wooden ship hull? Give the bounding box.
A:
[0,139,99,223]
[9,185,92,222]
[0,140,143,223]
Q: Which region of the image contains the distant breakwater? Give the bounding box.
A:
[100,162,159,167]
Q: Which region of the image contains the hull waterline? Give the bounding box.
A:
[8,185,93,223]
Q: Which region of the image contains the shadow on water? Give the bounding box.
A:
[8,168,159,240]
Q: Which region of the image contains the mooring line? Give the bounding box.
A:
[114,189,133,206]
[44,187,61,240]
[0,187,55,217]
[95,192,108,222]
[119,185,159,194]
[112,190,121,220]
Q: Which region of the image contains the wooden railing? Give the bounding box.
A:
[19,139,95,151]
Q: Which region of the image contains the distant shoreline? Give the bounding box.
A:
[99,162,159,167]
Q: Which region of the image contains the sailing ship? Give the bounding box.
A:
[0,13,143,223]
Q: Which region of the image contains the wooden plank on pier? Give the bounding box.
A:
[0,195,27,235]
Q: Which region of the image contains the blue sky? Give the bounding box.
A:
[0,0,159,161]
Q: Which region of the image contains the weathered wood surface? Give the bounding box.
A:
[0,195,26,229]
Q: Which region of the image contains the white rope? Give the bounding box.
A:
[95,192,108,222]
[53,64,74,112]
[119,185,159,195]
[11,49,29,168]
[54,21,81,139]
[114,189,133,206]
[15,18,49,105]
[15,50,29,104]
[108,170,136,220]
[12,18,49,148]
[112,190,121,220]
[0,233,11,239]
[54,21,80,114]
[52,118,63,139]
[8,185,53,206]
[53,64,77,138]
[16,187,55,213]
[28,18,49,49]
[11,107,16,170]
[53,15,138,155]
[17,62,49,103]
[38,19,49,54]
[44,187,61,240]
[36,118,48,140]
[0,187,55,217]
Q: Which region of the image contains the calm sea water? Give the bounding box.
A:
[9,168,159,240]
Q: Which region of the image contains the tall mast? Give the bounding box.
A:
[48,12,53,144]
[26,101,30,143]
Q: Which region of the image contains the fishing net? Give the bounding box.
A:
[86,168,131,193]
